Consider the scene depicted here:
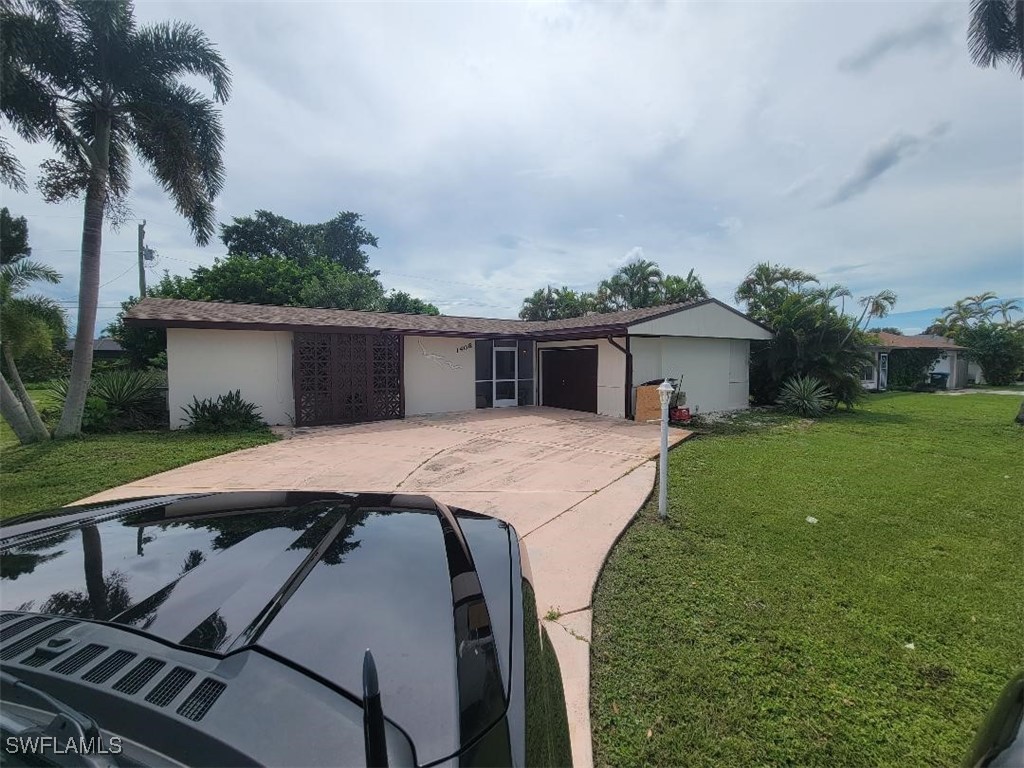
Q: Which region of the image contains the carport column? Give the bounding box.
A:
[658,380,673,519]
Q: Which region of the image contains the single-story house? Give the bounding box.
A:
[862,332,972,391]
[66,337,127,360]
[125,297,774,428]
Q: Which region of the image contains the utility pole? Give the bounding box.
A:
[137,220,147,297]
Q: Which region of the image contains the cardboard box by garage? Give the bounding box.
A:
[634,385,663,422]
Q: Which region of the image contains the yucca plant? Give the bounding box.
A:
[50,369,164,429]
[90,370,163,414]
[777,375,832,417]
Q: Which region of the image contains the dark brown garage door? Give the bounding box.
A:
[541,346,597,413]
[294,332,403,426]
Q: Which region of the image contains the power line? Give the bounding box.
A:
[97,264,137,289]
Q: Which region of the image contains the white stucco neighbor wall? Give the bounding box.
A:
[628,337,749,414]
[536,338,628,418]
[167,328,294,428]
[403,335,477,416]
[628,301,773,340]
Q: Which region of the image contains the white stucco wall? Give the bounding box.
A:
[167,328,294,428]
[628,337,749,414]
[628,301,773,340]
[536,337,628,418]
[403,336,477,416]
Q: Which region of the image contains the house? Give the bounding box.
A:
[124,297,774,428]
[862,332,970,391]
[65,337,128,361]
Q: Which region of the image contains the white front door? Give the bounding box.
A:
[493,344,518,407]
[878,353,889,391]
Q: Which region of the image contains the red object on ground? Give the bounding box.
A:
[670,407,691,423]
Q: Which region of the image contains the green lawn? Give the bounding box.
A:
[1,385,276,518]
[591,393,1023,768]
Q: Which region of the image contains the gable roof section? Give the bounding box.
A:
[125,297,771,340]
[872,332,966,350]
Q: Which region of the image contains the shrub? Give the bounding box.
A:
[887,348,942,389]
[777,375,831,417]
[182,390,266,432]
[81,396,115,432]
[49,370,166,431]
[960,323,1024,386]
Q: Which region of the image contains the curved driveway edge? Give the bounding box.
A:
[77,406,691,767]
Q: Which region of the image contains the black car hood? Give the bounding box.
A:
[0,491,513,766]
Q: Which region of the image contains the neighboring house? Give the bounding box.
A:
[862,332,970,391]
[125,297,773,428]
[64,337,127,361]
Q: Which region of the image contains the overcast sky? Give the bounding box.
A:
[4,0,1022,335]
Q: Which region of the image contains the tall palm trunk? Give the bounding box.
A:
[0,371,41,444]
[2,343,49,441]
[55,172,107,438]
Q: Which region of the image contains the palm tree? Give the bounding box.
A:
[662,269,708,303]
[994,297,1022,323]
[969,0,1024,78]
[1,255,65,443]
[966,291,998,321]
[734,262,819,321]
[811,283,853,312]
[519,286,556,320]
[612,259,663,309]
[843,289,898,344]
[1,0,231,437]
[551,286,587,319]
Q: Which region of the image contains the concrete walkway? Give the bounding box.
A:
[80,406,690,767]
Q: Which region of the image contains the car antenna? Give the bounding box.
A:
[363,649,389,768]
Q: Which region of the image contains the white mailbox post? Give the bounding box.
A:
[657,380,673,519]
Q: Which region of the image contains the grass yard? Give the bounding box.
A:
[591,393,1023,767]
[1,385,276,518]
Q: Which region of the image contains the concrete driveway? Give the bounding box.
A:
[81,406,690,767]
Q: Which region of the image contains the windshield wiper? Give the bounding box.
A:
[0,670,115,767]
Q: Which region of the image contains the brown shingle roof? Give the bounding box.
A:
[873,331,966,350]
[124,297,738,339]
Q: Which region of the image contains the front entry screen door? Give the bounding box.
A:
[878,352,889,391]
[493,344,518,407]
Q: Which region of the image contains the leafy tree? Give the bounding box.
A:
[875,327,904,335]
[0,207,30,261]
[959,323,1024,385]
[221,209,378,273]
[297,266,389,311]
[105,296,165,368]
[969,0,1024,78]
[379,291,439,315]
[0,245,66,443]
[1,0,231,437]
